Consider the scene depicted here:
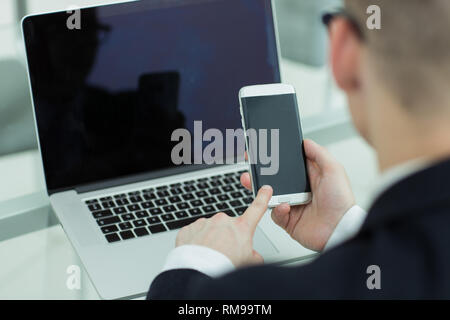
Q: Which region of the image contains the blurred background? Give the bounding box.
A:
[0,0,378,299]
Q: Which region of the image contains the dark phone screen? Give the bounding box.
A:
[22,0,280,193]
[241,93,310,196]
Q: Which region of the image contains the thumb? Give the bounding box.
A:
[303,139,336,171]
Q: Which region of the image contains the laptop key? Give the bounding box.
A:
[162,213,175,222]
[168,196,182,203]
[128,191,140,196]
[119,222,133,230]
[100,196,112,202]
[157,190,170,198]
[133,219,147,228]
[230,200,243,207]
[134,227,149,237]
[116,198,129,206]
[141,201,154,209]
[184,186,196,193]
[209,188,221,195]
[235,206,247,215]
[170,183,182,188]
[189,208,202,216]
[222,185,233,192]
[175,211,189,219]
[148,224,167,234]
[142,188,155,193]
[113,207,127,214]
[170,188,183,195]
[119,230,135,240]
[231,192,243,199]
[204,197,217,204]
[97,216,120,226]
[183,180,195,185]
[210,180,222,187]
[202,205,215,213]
[166,214,214,230]
[217,194,230,201]
[105,233,120,243]
[243,197,254,204]
[182,193,195,201]
[143,193,156,201]
[147,216,161,225]
[177,202,190,210]
[234,183,245,190]
[127,204,140,211]
[190,199,203,207]
[92,209,113,219]
[129,196,143,203]
[155,199,168,206]
[197,182,209,189]
[101,225,118,234]
[156,186,168,190]
[85,199,98,205]
[136,210,149,218]
[149,208,163,216]
[195,191,208,198]
[102,201,116,209]
[88,203,102,211]
[216,203,229,210]
[222,177,234,184]
[163,205,177,213]
[121,213,135,221]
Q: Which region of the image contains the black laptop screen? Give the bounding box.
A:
[23,0,280,193]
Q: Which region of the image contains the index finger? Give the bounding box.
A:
[240,185,273,231]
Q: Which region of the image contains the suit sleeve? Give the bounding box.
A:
[147,269,211,300]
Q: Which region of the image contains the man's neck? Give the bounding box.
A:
[377,122,450,173]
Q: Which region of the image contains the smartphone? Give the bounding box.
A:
[239,83,311,208]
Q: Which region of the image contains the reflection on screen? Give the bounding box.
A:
[241,94,310,196]
[23,0,280,192]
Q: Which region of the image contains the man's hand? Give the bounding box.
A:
[241,139,355,252]
[175,186,273,267]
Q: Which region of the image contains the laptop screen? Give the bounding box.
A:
[23,0,280,193]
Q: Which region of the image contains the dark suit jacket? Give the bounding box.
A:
[147,159,450,299]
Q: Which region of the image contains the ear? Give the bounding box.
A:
[329,18,362,93]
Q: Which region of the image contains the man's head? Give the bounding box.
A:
[328,0,450,169]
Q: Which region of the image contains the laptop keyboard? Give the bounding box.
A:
[84,171,253,243]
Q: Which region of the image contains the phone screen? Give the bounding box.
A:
[241,93,310,196]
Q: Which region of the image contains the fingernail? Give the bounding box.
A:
[261,185,272,191]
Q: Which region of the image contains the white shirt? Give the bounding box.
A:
[160,159,430,278]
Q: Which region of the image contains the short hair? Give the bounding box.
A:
[344,0,450,113]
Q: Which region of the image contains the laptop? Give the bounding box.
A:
[22,0,314,299]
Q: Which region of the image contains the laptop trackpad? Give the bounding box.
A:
[253,227,278,257]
